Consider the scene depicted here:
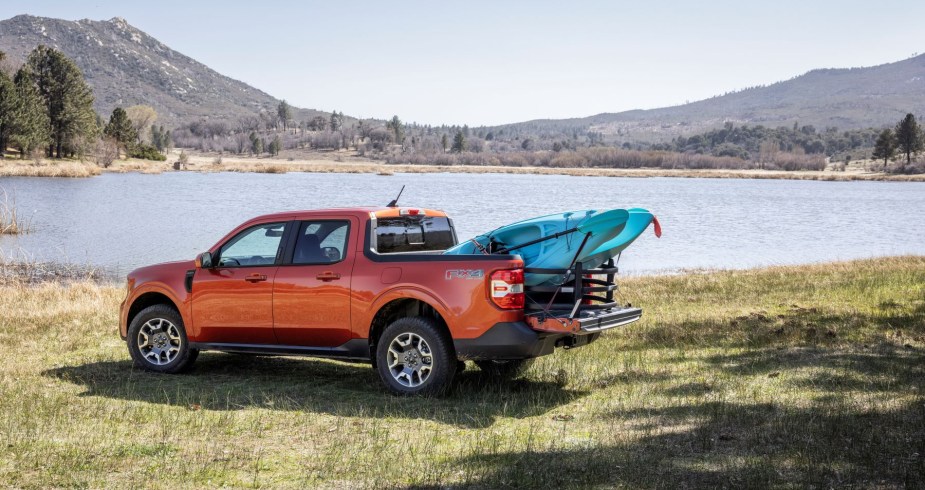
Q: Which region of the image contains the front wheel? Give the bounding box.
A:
[375,317,457,396]
[127,305,198,373]
[475,359,535,379]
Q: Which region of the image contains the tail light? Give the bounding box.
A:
[490,269,525,309]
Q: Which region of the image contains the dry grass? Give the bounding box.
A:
[125,155,925,181]
[6,150,922,181]
[0,190,31,235]
[0,256,923,487]
[0,254,102,284]
[251,164,288,174]
[106,158,169,174]
[0,160,101,178]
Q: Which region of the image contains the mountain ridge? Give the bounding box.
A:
[493,53,925,140]
[1,14,923,140]
[0,14,326,127]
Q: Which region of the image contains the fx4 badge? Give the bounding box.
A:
[445,269,484,280]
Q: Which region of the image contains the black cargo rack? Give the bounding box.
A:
[523,257,642,334]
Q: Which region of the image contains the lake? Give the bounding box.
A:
[1,172,924,277]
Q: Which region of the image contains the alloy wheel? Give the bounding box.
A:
[386,332,434,387]
[137,318,183,366]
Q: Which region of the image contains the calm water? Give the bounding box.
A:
[1,172,924,276]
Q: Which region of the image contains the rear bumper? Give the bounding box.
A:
[455,322,556,360]
[454,321,596,361]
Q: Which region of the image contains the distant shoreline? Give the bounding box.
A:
[2,150,923,182]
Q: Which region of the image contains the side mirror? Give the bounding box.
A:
[196,252,214,269]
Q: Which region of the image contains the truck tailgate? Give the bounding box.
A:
[525,306,642,334]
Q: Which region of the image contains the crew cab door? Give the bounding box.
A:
[191,221,290,344]
[272,218,357,346]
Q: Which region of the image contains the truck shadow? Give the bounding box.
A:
[427,344,925,488]
[42,354,587,429]
[434,399,925,488]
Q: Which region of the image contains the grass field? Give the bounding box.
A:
[1,257,923,488]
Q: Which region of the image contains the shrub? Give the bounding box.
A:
[173,151,189,170]
[129,144,167,161]
[94,137,119,168]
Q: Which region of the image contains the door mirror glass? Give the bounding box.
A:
[197,252,214,269]
[321,246,341,262]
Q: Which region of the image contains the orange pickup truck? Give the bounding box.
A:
[120,207,642,395]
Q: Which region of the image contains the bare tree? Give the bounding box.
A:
[125,105,158,143]
[94,137,120,168]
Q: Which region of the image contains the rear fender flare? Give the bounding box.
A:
[366,286,453,334]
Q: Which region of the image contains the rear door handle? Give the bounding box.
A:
[245,273,267,283]
[316,271,341,282]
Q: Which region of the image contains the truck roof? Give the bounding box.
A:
[245,207,449,222]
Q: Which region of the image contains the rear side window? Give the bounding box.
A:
[374,217,456,254]
[292,220,350,264]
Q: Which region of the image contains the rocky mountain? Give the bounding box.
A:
[0,14,326,128]
[495,53,925,142]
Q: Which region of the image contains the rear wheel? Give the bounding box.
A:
[376,317,456,396]
[475,359,535,379]
[127,305,198,373]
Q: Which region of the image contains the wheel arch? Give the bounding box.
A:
[126,291,181,331]
[368,297,452,362]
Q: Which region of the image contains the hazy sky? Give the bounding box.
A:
[2,0,923,126]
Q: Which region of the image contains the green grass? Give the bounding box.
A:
[1,257,924,488]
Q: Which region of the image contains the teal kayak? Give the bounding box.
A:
[444,208,632,286]
[580,208,661,270]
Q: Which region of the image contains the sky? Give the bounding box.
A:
[1,0,923,126]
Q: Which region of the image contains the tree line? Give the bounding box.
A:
[648,122,883,161]
[871,114,924,173]
[0,46,170,165]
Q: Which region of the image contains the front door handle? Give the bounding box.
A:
[316,271,341,282]
[245,273,267,283]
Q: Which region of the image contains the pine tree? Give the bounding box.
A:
[249,131,261,154]
[895,113,923,167]
[871,128,897,169]
[440,134,448,153]
[104,107,137,156]
[0,70,15,154]
[150,125,162,151]
[451,130,466,153]
[269,135,281,156]
[26,45,97,158]
[329,110,341,132]
[387,115,403,143]
[277,100,292,131]
[10,69,51,158]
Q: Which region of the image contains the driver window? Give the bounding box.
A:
[218,222,286,267]
[293,220,349,264]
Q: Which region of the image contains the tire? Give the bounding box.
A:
[375,317,457,396]
[127,304,198,373]
[475,358,535,379]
